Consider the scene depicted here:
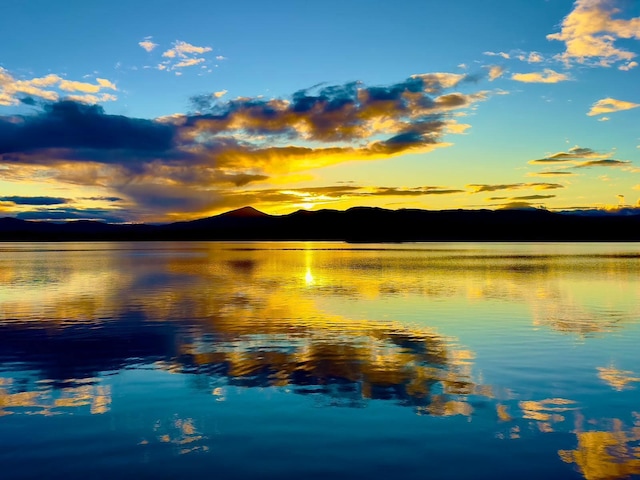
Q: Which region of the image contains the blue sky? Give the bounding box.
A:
[1,0,639,221]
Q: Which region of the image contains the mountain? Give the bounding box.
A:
[218,206,269,218]
[1,207,640,242]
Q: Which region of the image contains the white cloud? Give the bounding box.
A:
[619,61,638,71]
[162,40,212,59]
[174,58,206,68]
[483,51,510,59]
[139,37,158,52]
[150,40,215,72]
[0,67,117,106]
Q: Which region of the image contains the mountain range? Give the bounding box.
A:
[1,206,639,242]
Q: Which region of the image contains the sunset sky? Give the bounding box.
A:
[1,0,639,222]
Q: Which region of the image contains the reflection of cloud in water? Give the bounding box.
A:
[140,416,209,456]
[0,244,498,416]
[597,365,640,391]
[166,316,489,414]
[1,244,638,339]
[495,397,640,480]
[559,413,640,480]
[0,243,638,423]
[0,376,110,416]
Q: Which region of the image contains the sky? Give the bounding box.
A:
[0,0,639,223]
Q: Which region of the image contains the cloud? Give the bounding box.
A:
[530,146,631,169]
[488,194,556,201]
[484,51,510,59]
[488,65,505,81]
[15,208,127,223]
[619,61,638,71]
[527,171,576,177]
[467,183,564,193]
[155,40,213,72]
[587,97,640,116]
[213,90,228,98]
[516,52,544,63]
[574,159,630,168]
[0,67,117,106]
[139,37,158,52]
[174,58,206,69]
[511,69,570,83]
[0,101,175,155]
[529,146,610,163]
[0,73,486,220]
[547,0,640,67]
[598,116,610,121]
[498,202,541,209]
[164,41,212,57]
[0,195,69,205]
[81,196,124,202]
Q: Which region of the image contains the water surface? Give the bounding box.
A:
[1,242,639,479]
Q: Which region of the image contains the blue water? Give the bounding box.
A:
[1,242,639,479]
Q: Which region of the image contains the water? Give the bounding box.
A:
[1,242,639,479]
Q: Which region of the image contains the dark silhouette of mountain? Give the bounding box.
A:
[1,207,640,241]
[219,206,270,218]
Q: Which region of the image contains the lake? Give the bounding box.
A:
[1,242,639,479]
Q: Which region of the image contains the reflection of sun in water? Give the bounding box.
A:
[304,246,314,285]
[305,268,314,285]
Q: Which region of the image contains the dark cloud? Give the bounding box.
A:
[488,194,556,201]
[0,195,69,205]
[530,171,575,176]
[529,146,612,164]
[19,97,38,106]
[498,202,540,210]
[80,196,124,202]
[574,159,630,168]
[468,183,564,193]
[15,208,127,223]
[0,100,175,157]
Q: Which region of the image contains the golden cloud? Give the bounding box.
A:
[547,0,640,66]
[511,69,570,83]
[488,65,505,81]
[467,183,564,193]
[587,97,640,116]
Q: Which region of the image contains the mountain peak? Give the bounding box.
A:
[219,206,268,218]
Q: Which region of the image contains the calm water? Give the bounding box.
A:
[1,242,639,479]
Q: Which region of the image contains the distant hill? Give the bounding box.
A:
[1,207,640,242]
